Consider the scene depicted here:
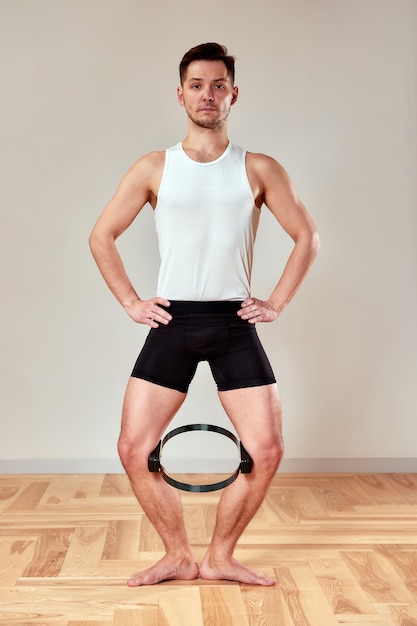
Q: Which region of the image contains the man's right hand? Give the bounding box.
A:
[124,298,172,328]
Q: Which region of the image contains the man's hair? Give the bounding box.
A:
[179,43,236,85]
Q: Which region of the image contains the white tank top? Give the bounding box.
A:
[154,142,260,301]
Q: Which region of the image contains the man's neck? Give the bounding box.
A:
[182,127,230,163]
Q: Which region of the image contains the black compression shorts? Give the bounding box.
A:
[131,301,276,393]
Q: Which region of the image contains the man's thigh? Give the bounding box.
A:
[121,377,186,449]
[218,384,283,452]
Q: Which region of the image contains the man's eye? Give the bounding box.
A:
[215,84,225,89]
[192,84,201,89]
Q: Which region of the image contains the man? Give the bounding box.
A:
[89,43,320,586]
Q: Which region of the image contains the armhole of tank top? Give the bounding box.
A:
[153,149,170,213]
[242,149,259,210]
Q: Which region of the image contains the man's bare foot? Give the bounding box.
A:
[199,554,276,586]
[127,554,199,587]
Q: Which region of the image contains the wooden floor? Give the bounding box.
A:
[0,473,417,625]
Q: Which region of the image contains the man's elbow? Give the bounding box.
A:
[311,229,321,258]
[296,226,320,259]
[88,226,111,259]
[88,228,100,257]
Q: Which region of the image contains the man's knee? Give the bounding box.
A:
[271,439,284,471]
[117,434,133,470]
[117,432,151,473]
[251,437,284,476]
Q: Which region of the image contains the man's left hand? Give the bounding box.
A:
[237,298,279,324]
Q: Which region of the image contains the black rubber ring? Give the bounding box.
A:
[148,423,253,492]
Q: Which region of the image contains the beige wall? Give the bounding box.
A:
[1,0,416,472]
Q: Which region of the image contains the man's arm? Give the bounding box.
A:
[240,153,320,323]
[89,151,172,327]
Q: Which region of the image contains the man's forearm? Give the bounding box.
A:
[268,232,320,315]
[89,233,140,310]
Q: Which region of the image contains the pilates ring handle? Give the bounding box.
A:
[148,423,253,493]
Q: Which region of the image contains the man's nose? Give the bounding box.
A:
[202,88,214,101]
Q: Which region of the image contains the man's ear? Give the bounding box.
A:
[231,85,239,106]
[177,86,185,106]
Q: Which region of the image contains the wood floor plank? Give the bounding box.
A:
[272,485,327,520]
[335,616,396,625]
[38,475,79,507]
[1,582,160,604]
[0,600,113,621]
[388,603,417,625]
[263,488,301,523]
[0,539,36,586]
[237,522,417,545]
[5,480,49,512]
[22,528,74,577]
[276,563,340,625]
[309,480,356,513]
[200,585,250,625]
[0,478,26,513]
[356,475,409,506]
[376,547,417,601]
[329,477,380,507]
[102,520,141,561]
[138,516,164,552]
[308,556,376,615]
[330,505,417,518]
[201,503,218,538]
[100,474,133,498]
[60,525,108,573]
[341,550,415,603]
[158,588,204,626]
[388,474,417,505]
[183,505,209,544]
[68,621,113,626]
[112,606,159,626]
[71,475,105,500]
[241,584,295,625]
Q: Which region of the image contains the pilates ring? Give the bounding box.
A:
[148,424,253,493]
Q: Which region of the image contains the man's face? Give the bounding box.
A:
[177,60,238,130]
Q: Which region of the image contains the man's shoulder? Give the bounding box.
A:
[128,150,166,176]
[246,150,279,164]
[120,151,167,192]
[246,151,285,177]
[140,150,166,166]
